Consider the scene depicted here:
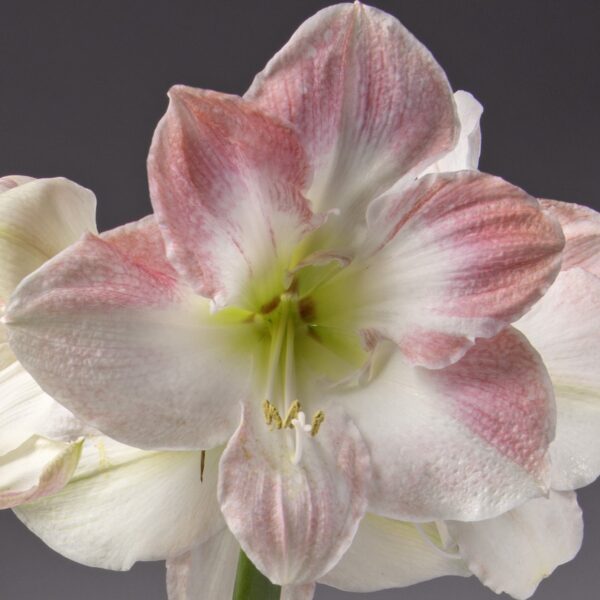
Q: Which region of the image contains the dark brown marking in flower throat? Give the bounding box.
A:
[200,450,206,482]
[299,297,316,322]
[259,296,280,314]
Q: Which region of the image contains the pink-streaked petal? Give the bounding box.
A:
[446,491,583,600]
[315,171,564,368]
[15,440,224,570]
[0,177,97,301]
[0,362,84,455]
[280,583,316,600]
[246,3,458,224]
[218,406,370,586]
[424,90,483,174]
[329,329,554,521]
[541,199,600,277]
[320,514,469,593]
[148,86,316,309]
[0,435,82,509]
[516,268,600,489]
[166,528,239,600]
[5,218,251,451]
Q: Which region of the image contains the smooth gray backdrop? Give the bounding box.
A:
[1,1,599,599]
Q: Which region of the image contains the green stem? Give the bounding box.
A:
[233,550,281,600]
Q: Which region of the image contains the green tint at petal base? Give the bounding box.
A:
[233,550,281,600]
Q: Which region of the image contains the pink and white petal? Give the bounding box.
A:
[246,3,458,223]
[540,199,600,277]
[14,439,224,570]
[5,219,251,451]
[446,491,583,600]
[424,90,483,174]
[0,362,84,455]
[167,528,239,600]
[218,406,370,586]
[329,329,554,521]
[0,177,97,300]
[315,171,564,369]
[516,268,600,489]
[280,583,316,600]
[148,86,315,309]
[320,514,469,593]
[0,435,82,509]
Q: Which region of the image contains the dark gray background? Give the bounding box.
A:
[1,1,598,598]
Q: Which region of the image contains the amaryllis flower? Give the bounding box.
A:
[0,176,95,508]
[4,3,565,597]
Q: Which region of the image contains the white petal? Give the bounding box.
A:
[424,90,483,174]
[0,435,82,509]
[167,528,239,600]
[280,583,316,600]
[320,514,469,592]
[447,491,583,600]
[0,362,83,455]
[14,438,224,569]
[516,268,600,489]
[0,177,97,300]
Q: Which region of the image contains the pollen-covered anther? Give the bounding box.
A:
[283,400,302,429]
[262,399,282,430]
[311,410,325,436]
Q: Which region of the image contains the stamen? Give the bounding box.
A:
[291,411,312,465]
[283,400,301,429]
[262,399,282,430]
[311,410,325,436]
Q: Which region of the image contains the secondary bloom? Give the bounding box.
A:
[5,2,566,596]
[0,176,95,508]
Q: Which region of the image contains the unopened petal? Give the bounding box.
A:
[15,439,223,570]
[167,528,239,600]
[447,491,583,600]
[218,406,370,586]
[332,329,554,521]
[320,514,469,592]
[6,217,250,450]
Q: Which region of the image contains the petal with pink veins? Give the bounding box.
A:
[14,439,223,570]
[446,491,583,600]
[167,528,239,600]
[148,87,316,309]
[246,3,458,225]
[329,329,554,521]
[540,199,600,276]
[314,171,564,368]
[218,406,370,586]
[516,269,600,489]
[5,217,252,451]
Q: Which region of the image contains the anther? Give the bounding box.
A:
[311,410,325,436]
[262,399,283,430]
[283,400,302,429]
